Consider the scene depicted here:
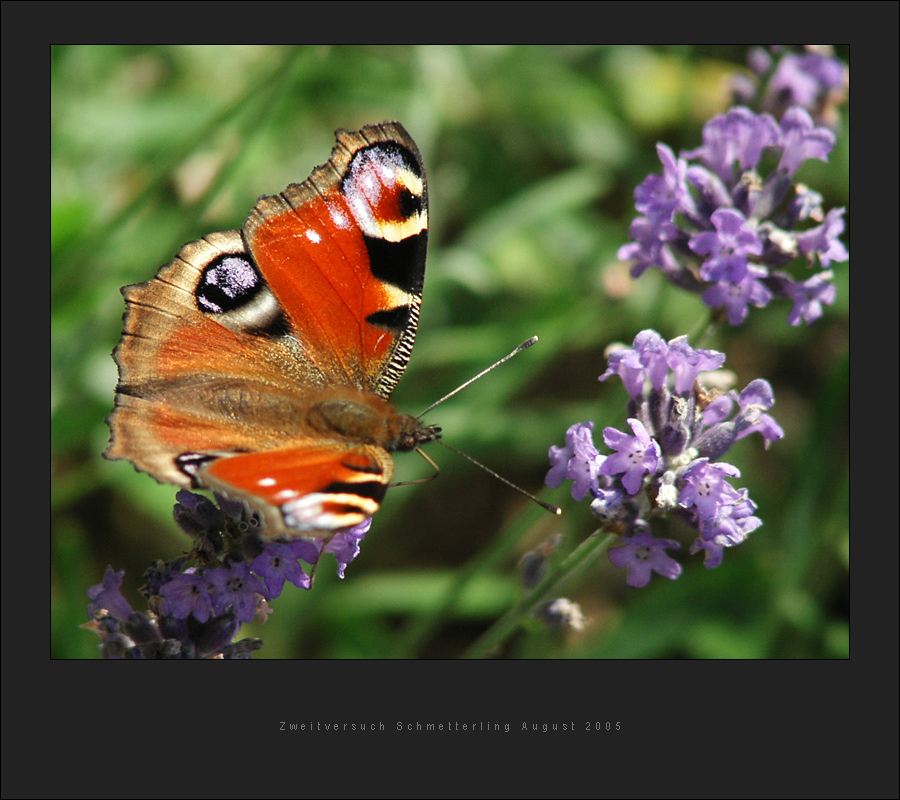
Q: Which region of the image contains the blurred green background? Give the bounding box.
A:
[51,45,848,659]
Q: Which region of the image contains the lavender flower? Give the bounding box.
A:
[547,421,605,500]
[324,520,373,579]
[599,418,661,495]
[732,46,848,129]
[251,539,317,598]
[85,490,371,658]
[690,208,764,283]
[158,568,215,623]
[783,270,837,326]
[607,532,682,589]
[86,566,134,622]
[546,330,782,586]
[619,102,847,327]
[205,562,267,624]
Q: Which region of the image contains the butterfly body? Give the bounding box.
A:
[106,122,438,537]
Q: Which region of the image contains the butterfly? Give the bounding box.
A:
[106,122,441,538]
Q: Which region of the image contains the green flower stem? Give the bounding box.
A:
[690,311,718,348]
[462,529,616,659]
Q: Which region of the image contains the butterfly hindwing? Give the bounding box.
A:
[199,443,394,533]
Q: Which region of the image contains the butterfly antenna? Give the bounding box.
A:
[416,336,540,418]
[435,439,561,515]
[411,335,559,515]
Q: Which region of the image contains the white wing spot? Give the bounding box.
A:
[328,203,350,229]
[361,173,378,193]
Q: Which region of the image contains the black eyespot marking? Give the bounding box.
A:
[176,452,218,484]
[327,503,372,518]
[367,305,411,332]
[398,186,423,219]
[197,255,262,314]
[323,480,387,502]
[363,232,427,294]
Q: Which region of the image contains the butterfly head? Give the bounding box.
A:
[394,417,442,452]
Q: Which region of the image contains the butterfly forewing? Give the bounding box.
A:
[243,122,428,398]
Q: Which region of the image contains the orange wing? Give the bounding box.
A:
[200,443,394,535]
[243,122,428,397]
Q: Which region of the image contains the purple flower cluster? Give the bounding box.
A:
[546,331,782,587]
[618,105,847,326]
[86,565,261,659]
[85,490,370,658]
[731,46,848,129]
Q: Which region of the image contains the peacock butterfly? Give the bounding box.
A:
[106,122,441,538]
